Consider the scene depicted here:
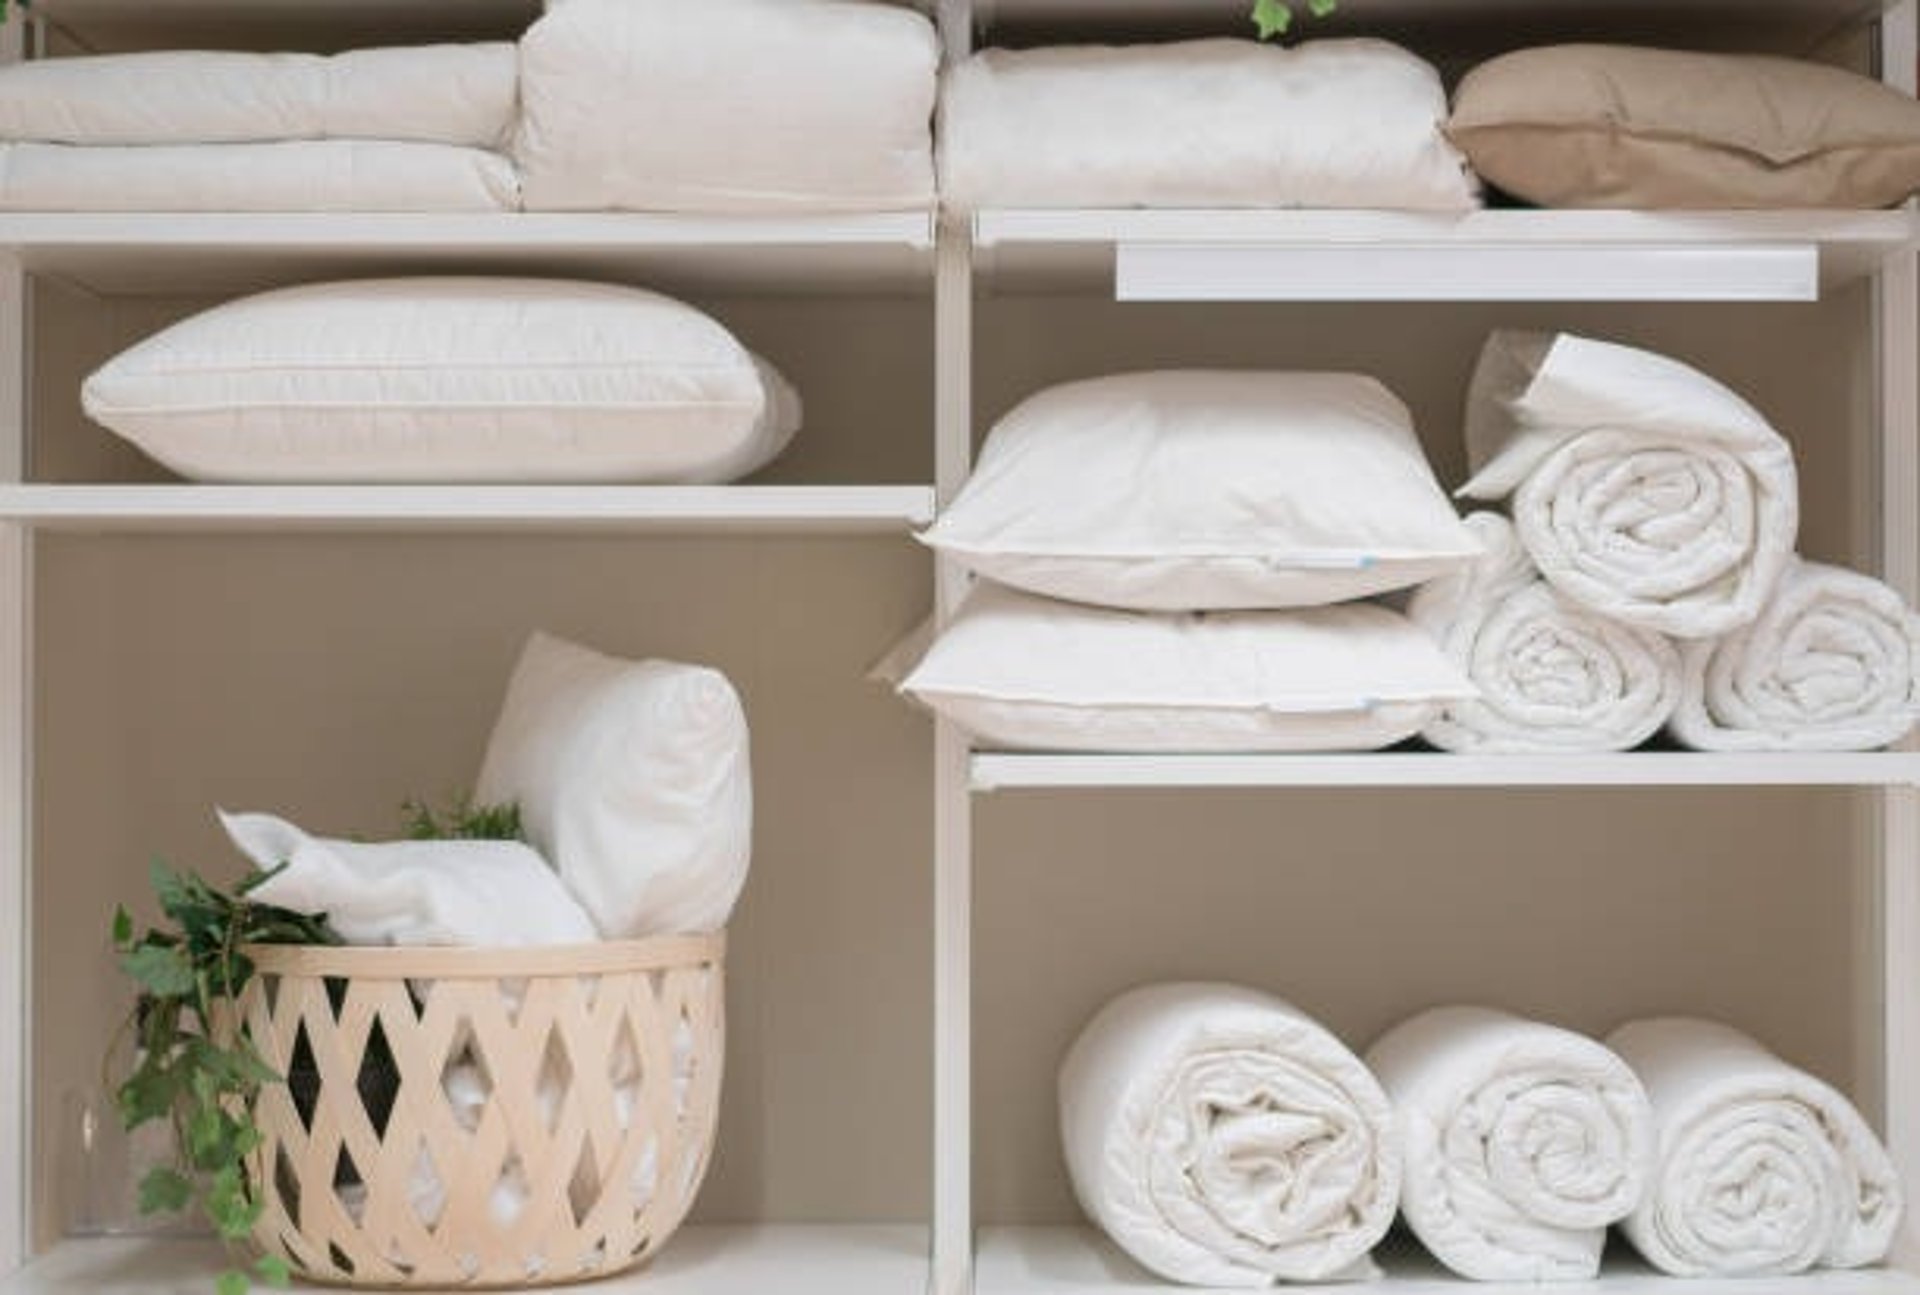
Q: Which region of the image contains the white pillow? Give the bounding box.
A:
[922,372,1481,611]
[899,583,1476,752]
[940,38,1478,211]
[474,632,752,939]
[81,278,801,484]
[220,810,597,948]
[514,0,938,212]
[0,45,519,148]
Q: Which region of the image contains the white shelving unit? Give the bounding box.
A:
[3,1,1920,1295]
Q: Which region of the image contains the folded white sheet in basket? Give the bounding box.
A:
[515,0,938,212]
[940,38,1477,211]
[1408,511,1682,752]
[0,45,518,147]
[1060,982,1400,1286]
[0,140,519,212]
[476,632,752,939]
[218,810,597,947]
[1670,556,1920,751]
[1459,331,1798,639]
[1365,1006,1653,1281]
[1608,1017,1902,1277]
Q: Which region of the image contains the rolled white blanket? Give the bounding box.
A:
[1365,1006,1653,1281]
[1459,331,1798,639]
[1409,512,1682,752]
[1609,1017,1902,1276]
[1671,556,1920,751]
[218,809,597,947]
[1059,983,1399,1286]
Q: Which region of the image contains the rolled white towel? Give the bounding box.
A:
[1059,983,1400,1286]
[1459,331,1798,639]
[1365,1006,1653,1281]
[219,809,597,947]
[1670,556,1920,751]
[1410,512,1682,752]
[1608,1017,1902,1276]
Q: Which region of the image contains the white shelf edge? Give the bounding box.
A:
[970,751,1920,792]
[974,208,1920,299]
[0,484,937,533]
[0,210,939,253]
[976,1225,1920,1295]
[1,1224,930,1294]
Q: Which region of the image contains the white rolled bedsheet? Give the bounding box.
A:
[0,140,520,212]
[1059,983,1400,1286]
[1459,331,1799,640]
[1409,511,1682,752]
[1365,1006,1653,1281]
[1670,556,1920,751]
[1608,1017,1902,1277]
[0,45,518,148]
[939,38,1478,212]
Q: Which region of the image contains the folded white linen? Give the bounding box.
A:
[1608,1017,1902,1276]
[516,0,938,212]
[1060,983,1400,1286]
[1409,512,1682,752]
[218,810,597,948]
[1459,332,1799,639]
[475,633,752,939]
[0,46,518,148]
[0,140,519,212]
[1670,556,1920,751]
[1365,1006,1653,1281]
[940,38,1478,211]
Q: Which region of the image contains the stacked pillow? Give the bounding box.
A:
[82,278,802,484]
[899,372,1481,752]
[1448,45,1920,209]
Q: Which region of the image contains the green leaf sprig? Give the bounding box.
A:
[1251,0,1338,40]
[111,863,341,1295]
[400,793,523,842]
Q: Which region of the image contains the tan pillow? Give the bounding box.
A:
[1449,44,1920,208]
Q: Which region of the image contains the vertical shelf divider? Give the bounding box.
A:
[0,9,30,1272]
[932,6,977,1295]
[1879,0,1920,1270]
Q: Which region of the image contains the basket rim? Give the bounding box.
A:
[240,930,725,979]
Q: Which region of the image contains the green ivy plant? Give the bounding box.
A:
[111,796,522,1295]
[1251,0,1338,39]
[111,863,338,1295]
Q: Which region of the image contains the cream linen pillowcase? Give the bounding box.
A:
[898,582,1476,753]
[1449,44,1920,209]
[922,371,1480,612]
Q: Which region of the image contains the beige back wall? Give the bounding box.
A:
[26,282,1883,1242]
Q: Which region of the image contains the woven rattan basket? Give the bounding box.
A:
[234,933,725,1288]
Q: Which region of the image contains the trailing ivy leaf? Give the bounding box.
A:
[215,1270,248,1295]
[1307,0,1337,14]
[112,905,133,949]
[1250,0,1292,38]
[138,1166,192,1215]
[255,1255,291,1288]
[122,944,197,997]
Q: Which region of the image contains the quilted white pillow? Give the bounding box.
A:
[475,632,752,939]
[922,372,1481,611]
[82,278,801,484]
[940,38,1478,211]
[514,0,938,212]
[899,583,1476,752]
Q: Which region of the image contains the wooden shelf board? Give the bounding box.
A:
[0,211,938,297]
[971,751,1920,791]
[0,484,938,533]
[973,208,1920,300]
[1,1224,929,1295]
